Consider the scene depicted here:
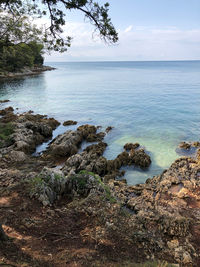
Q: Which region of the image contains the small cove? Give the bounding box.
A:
[0,60,200,184]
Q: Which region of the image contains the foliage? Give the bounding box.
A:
[0,0,118,52]
[78,170,116,203]
[0,8,45,72]
[0,122,14,148]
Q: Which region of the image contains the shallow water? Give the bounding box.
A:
[0,61,200,184]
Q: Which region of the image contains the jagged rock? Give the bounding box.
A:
[86,132,105,142]
[29,167,67,206]
[63,142,108,176]
[167,239,179,249]
[63,120,77,126]
[129,149,151,168]
[0,106,14,115]
[0,111,60,159]
[124,143,140,151]
[63,141,151,180]
[179,142,191,150]
[105,126,113,133]
[9,150,28,162]
[77,124,97,138]
[30,168,111,206]
[66,172,105,197]
[191,141,200,147]
[47,130,82,157]
[0,99,10,103]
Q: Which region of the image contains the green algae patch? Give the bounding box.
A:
[0,122,14,148]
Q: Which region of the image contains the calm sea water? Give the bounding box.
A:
[0,61,200,184]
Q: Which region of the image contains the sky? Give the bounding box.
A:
[44,0,200,62]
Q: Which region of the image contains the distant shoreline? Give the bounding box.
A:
[0,65,55,80]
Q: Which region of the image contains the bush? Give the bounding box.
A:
[0,41,44,72]
[0,122,14,148]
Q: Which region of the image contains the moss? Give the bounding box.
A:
[93,173,116,203]
[76,170,117,203]
[0,122,14,148]
[29,176,44,188]
[54,173,63,180]
[79,170,96,176]
[72,174,88,189]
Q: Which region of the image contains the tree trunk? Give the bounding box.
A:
[0,223,8,241]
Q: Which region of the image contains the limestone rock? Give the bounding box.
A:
[63,120,77,126]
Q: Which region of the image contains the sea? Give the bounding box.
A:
[0,61,200,184]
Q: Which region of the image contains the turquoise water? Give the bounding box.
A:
[0,61,200,184]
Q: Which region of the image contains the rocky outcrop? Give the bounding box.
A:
[29,167,67,206]
[0,65,55,79]
[47,130,82,157]
[63,142,108,176]
[0,108,60,158]
[178,141,200,150]
[124,142,140,151]
[63,120,77,126]
[30,168,110,206]
[107,156,200,265]
[62,141,151,180]
[0,99,10,103]
[46,124,109,159]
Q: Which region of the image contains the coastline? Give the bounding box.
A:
[0,65,55,80]
[0,105,199,266]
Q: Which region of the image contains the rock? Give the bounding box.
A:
[167,239,179,249]
[191,141,200,147]
[124,143,140,151]
[0,111,60,157]
[9,150,28,162]
[66,172,104,197]
[63,142,108,176]
[182,251,192,264]
[129,149,151,168]
[86,132,105,142]
[0,100,10,103]
[105,126,113,133]
[179,142,191,150]
[43,117,60,130]
[77,124,97,138]
[63,120,77,126]
[0,106,14,115]
[29,167,67,206]
[47,130,82,157]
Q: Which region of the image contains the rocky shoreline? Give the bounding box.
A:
[0,65,55,80]
[0,104,200,266]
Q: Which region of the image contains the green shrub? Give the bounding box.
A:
[0,122,14,148]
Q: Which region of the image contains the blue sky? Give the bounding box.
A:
[45,0,200,61]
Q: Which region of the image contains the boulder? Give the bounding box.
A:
[124,143,140,151]
[47,130,82,157]
[179,142,191,150]
[63,120,77,126]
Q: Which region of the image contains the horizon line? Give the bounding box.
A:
[45,59,200,63]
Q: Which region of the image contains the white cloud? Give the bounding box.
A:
[44,21,200,61]
[124,25,133,33]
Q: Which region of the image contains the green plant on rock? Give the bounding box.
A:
[72,174,88,190]
[0,122,14,148]
[77,170,117,203]
[29,176,45,191]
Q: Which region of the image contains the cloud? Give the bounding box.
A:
[124,25,133,33]
[44,21,200,61]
